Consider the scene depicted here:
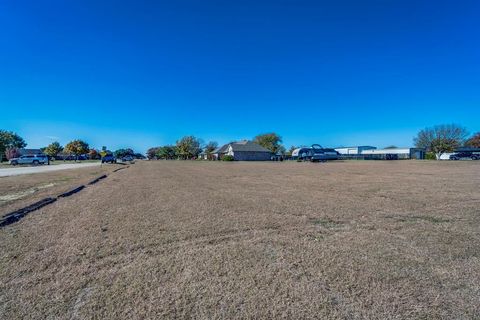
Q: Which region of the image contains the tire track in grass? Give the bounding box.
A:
[0,166,130,228]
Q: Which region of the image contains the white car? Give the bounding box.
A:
[9,154,49,166]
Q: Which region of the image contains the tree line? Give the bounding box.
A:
[147,136,214,160]
[146,133,288,160]
[1,126,480,162]
[0,131,144,162]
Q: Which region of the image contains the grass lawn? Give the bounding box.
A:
[0,160,479,319]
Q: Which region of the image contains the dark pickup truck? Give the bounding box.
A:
[101,154,117,163]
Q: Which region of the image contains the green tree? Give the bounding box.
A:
[156,145,177,159]
[176,136,201,159]
[0,130,26,162]
[44,142,63,158]
[114,149,124,158]
[414,124,469,159]
[64,140,89,161]
[465,132,480,148]
[253,133,283,154]
[114,148,134,158]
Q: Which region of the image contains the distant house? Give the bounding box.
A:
[213,140,272,161]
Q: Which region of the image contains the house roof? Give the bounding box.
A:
[215,140,271,154]
[213,143,230,154]
[456,147,480,152]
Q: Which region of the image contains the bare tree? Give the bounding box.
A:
[203,141,218,160]
[465,132,480,148]
[286,146,297,156]
[204,141,218,154]
[414,124,469,159]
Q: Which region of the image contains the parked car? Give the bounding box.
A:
[121,155,134,162]
[134,153,146,160]
[450,151,480,160]
[10,154,49,166]
[101,154,117,163]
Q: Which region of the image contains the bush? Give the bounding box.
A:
[222,155,234,161]
[425,152,436,160]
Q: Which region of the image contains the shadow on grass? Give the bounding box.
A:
[309,217,344,228]
[386,214,451,224]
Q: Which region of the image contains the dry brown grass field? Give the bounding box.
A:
[1,160,479,319]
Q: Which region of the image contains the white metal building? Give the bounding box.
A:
[360,148,425,159]
[334,146,376,155]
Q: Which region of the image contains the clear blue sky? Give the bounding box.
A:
[1,0,479,152]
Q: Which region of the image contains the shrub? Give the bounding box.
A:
[425,152,436,160]
[222,155,234,161]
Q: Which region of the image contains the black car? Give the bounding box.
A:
[101,154,117,163]
[450,151,480,160]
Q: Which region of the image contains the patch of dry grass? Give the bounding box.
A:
[1,160,479,319]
